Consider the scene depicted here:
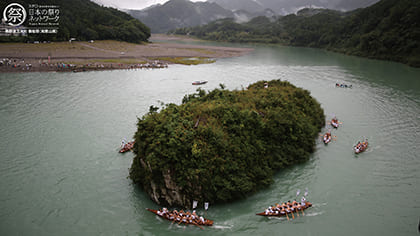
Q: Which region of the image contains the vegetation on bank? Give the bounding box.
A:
[130,80,325,207]
[170,0,420,67]
[0,0,150,43]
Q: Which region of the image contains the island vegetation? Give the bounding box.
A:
[170,0,420,67]
[0,0,150,43]
[130,80,325,208]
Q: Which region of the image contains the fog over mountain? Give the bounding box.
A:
[94,0,380,14]
[93,0,381,33]
[128,0,234,33]
[210,0,381,14]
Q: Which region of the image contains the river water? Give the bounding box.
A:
[0,43,419,236]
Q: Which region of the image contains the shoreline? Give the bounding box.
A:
[0,35,253,73]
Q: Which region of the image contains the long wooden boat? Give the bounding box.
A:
[331,119,339,128]
[119,141,135,153]
[146,208,214,227]
[354,140,368,154]
[323,133,332,144]
[192,80,208,85]
[256,201,312,217]
[335,83,352,88]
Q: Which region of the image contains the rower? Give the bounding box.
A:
[280,207,286,215]
[301,196,306,207]
[296,203,302,211]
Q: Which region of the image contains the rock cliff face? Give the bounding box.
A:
[130,80,325,208]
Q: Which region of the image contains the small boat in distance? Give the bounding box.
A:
[331,117,339,128]
[323,132,332,144]
[192,80,208,85]
[119,141,135,153]
[336,83,352,88]
[354,139,368,154]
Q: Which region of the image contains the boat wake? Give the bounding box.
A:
[212,224,234,230]
[305,211,324,217]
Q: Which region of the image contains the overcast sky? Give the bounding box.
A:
[93,0,205,10]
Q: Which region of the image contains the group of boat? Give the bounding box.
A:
[147,197,312,228]
[323,117,368,154]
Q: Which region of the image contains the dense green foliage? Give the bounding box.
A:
[171,0,420,67]
[130,80,325,206]
[0,0,150,43]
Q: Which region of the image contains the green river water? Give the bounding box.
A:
[0,43,419,236]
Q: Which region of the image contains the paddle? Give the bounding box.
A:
[285,212,289,220]
[192,221,203,230]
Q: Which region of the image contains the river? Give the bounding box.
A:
[0,43,419,235]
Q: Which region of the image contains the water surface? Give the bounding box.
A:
[0,44,419,235]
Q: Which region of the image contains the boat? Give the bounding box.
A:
[331,118,339,128]
[354,139,368,154]
[146,208,214,227]
[192,81,208,85]
[119,141,135,153]
[256,201,312,217]
[335,83,352,88]
[323,133,332,144]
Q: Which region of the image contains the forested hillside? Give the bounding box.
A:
[171,0,420,67]
[0,0,150,43]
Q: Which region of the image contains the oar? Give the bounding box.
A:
[193,222,203,230]
[285,212,289,220]
[291,211,295,219]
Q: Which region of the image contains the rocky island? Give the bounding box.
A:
[130,80,325,208]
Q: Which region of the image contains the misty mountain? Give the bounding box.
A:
[208,0,381,14]
[128,0,234,33]
[208,0,265,13]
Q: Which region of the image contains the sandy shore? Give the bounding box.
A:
[0,35,253,73]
